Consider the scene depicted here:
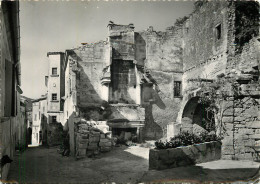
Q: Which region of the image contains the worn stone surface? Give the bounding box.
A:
[149,141,221,170]
[73,120,113,158]
[57,1,260,162]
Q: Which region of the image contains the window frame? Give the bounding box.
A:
[52,116,57,123]
[52,67,58,75]
[52,93,57,101]
[174,81,182,97]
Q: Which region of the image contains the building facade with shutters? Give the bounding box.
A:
[0,1,22,180]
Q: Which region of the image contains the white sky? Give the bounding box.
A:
[20,1,194,99]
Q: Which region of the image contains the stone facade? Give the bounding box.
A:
[176,1,260,160]
[62,22,186,142]
[31,97,47,146]
[43,1,259,161]
[46,52,65,125]
[0,1,22,180]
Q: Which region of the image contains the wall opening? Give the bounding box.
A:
[112,127,138,143]
[181,97,215,133]
[215,24,221,40]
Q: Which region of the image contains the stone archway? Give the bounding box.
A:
[181,96,215,135]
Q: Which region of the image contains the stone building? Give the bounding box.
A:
[31,96,47,146]
[31,52,65,146]
[62,20,185,149]
[48,1,259,160]
[175,1,260,160]
[0,1,22,180]
[46,52,65,125]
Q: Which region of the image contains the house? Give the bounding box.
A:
[31,96,47,146]
[0,0,21,180]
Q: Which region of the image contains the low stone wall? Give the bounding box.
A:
[149,141,221,170]
[75,121,113,158]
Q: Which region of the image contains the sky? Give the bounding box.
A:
[20,1,194,99]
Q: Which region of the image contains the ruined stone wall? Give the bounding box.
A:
[177,1,231,134]
[221,84,260,160]
[140,26,183,72]
[221,36,260,160]
[237,38,260,78]
[182,1,229,71]
[109,30,135,61]
[138,26,183,139]
[72,42,110,109]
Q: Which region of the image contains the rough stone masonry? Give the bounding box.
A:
[59,1,260,160]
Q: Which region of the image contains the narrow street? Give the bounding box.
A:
[8,145,260,183]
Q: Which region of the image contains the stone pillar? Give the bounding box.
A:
[221,97,235,159]
[135,65,141,105]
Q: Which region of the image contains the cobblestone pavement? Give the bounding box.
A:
[7,145,260,183]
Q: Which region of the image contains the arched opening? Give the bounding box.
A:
[181,97,215,134]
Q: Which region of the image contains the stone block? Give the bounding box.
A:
[222,137,233,146]
[222,146,234,155]
[105,131,112,138]
[77,149,86,156]
[249,134,260,140]
[234,124,245,128]
[78,130,90,134]
[100,147,111,152]
[78,124,90,130]
[88,144,98,150]
[99,141,112,147]
[246,121,260,129]
[100,138,110,143]
[244,106,258,117]
[222,117,233,123]
[77,133,89,139]
[78,139,89,144]
[89,136,100,143]
[157,149,169,162]
[78,143,88,149]
[86,150,94,157]
[94,150,100,155]
[100,134,105,139]
[234,116,246,122]
[234,108,243,114]
[237,128,254,135]
[224,101,234,108]
[244,139,255,147]
[244,147,254,153]
[223,108,234,116]
[149,142,221,170]
[235,153,253,160]
[90,131,101,136]
[221,154,234,160]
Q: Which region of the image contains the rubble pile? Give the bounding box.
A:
[75,120,113,158]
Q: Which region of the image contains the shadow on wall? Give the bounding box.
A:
[70,52,138,122]
[76,62,110,120]
[142,82,166,140]
[40,114,48,146]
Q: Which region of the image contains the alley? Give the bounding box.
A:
[8,145,260,183]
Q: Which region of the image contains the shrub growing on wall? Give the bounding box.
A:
[155,131,221,149]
